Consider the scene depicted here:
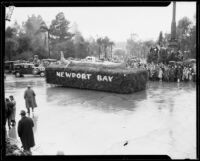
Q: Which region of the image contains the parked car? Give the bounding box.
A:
[13,63,46,77]
[4,60,19,73]
[85,56,96,62]
[32,65,46,77]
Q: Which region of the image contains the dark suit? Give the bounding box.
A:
[6,101,13,128]
[18,116,35,151]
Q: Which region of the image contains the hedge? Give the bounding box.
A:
[45,64,148,94]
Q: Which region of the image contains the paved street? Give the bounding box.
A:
[4,74,196,159]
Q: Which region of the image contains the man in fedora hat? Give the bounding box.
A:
[24,85,37,116]
[9,95,16,127]
[18,110,35,154]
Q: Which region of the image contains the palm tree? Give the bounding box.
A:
[102,37,110,60]
[109,41,115,59]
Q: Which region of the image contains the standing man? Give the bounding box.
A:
[5,98,13,129]
[9,95,16,126]
[24,85,37,116]
[33,55,40,67]
[18,110,35,154]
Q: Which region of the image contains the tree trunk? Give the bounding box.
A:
[99,46,101,59]
[48,32,50,58]
[104,45,107,60]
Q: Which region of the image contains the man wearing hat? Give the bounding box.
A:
[9,95,16,126]
[18,110,35,154]
[24,85,37,116]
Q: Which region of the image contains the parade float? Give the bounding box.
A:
[45,52,148,94]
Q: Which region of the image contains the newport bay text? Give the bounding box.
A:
[56,71,113,82]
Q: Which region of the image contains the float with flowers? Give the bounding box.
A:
[45,52,148,94]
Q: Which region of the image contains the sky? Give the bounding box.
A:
[6,2,196,42]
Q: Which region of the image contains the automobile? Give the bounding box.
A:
[32,65,46,77]
[85,56,96,62]
[13,63,46,77]
[4,60,19,73]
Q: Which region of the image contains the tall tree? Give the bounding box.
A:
[113,48,126,60]
[126,34,142,58]
[5,27,17,38]
[162,33,170,47]
[157,31,163,46]
[109,41,115,59]
[23,14,47,59]
[17,33,32,56]
[189,25,196,58]
[73,31,89,58]
[97,38,103,59]
[101,37,110,60]
[49,12,75,58]
[86,37,99,57]
[49,12,73,42]
[5,27,18,60]
[176,16,192,52]
[141,40,155,59]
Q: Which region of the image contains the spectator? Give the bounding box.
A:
[18,110,35,154]
[176,66,182,83]
[9,95,16,126]
[24,85,37,116]
[5,98,13,129]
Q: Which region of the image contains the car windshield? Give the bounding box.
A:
[14,63,34,68]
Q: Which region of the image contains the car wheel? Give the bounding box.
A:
[15,72,20,77]
[32,68,39,75]
[40,72,45,77]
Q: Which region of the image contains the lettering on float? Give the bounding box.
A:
[56,71,113,82]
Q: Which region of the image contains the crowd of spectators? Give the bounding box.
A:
[146,62,196,82]
[127,61,196,82]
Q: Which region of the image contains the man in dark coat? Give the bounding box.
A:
[176,66,182,83]
[4,99,9,136]
[24,85,37,115]
[5,98,13,129]
[169,67,175,82]
[18,110,35,153]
